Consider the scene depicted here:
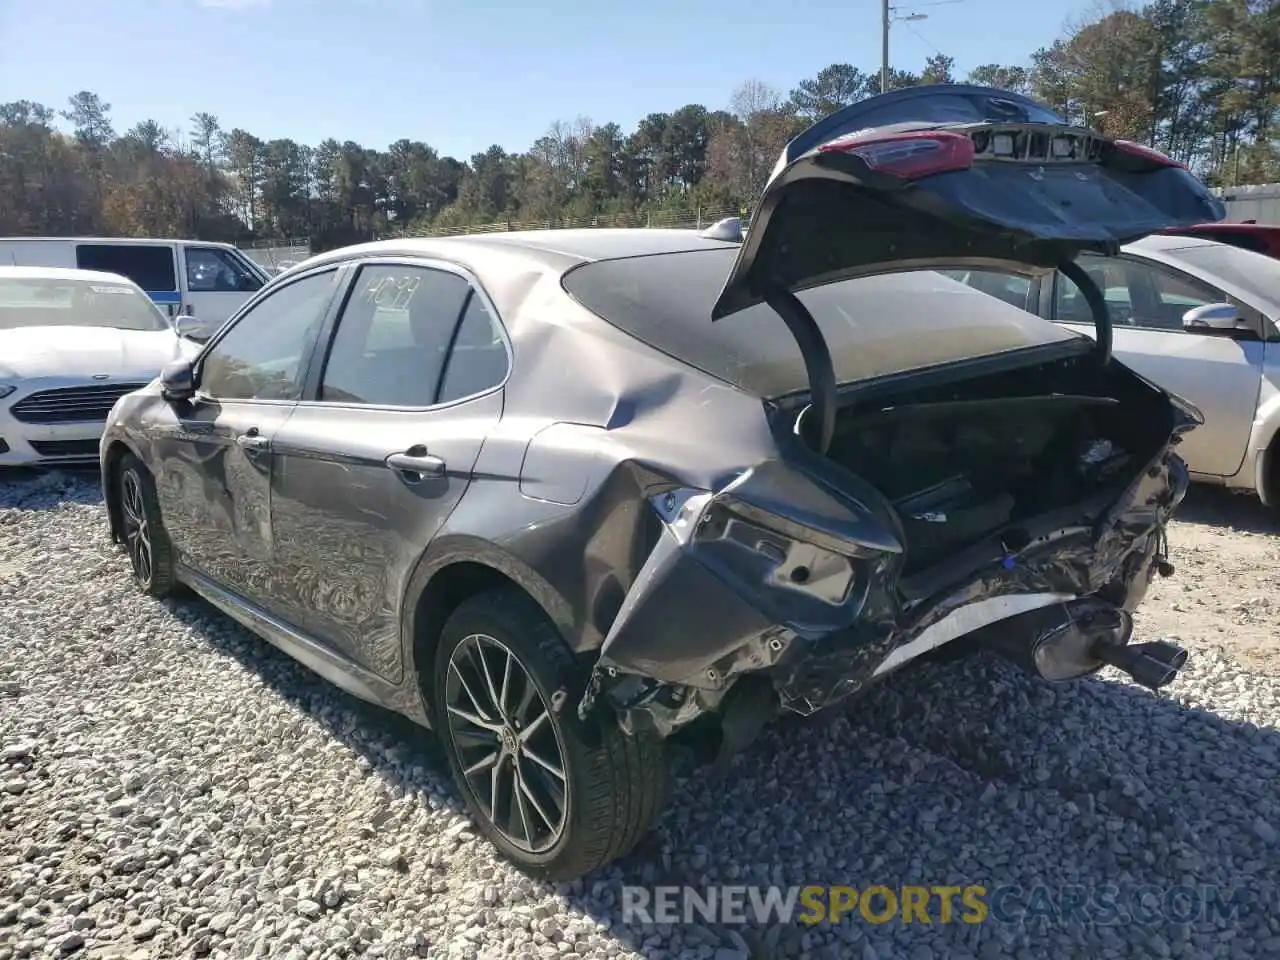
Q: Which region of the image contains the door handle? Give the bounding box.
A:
[236,430,270,451]
[386,449,446,482]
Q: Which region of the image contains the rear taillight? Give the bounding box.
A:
[818,130,975,179]
[1112,140,1186,170]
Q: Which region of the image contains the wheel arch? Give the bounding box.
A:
[1259,426,1280,507]
[102,438,143,544]
[400,534,583,715]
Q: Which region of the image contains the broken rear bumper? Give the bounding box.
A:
[579,447,1189,738]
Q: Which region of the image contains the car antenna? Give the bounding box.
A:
[700,217,744,242]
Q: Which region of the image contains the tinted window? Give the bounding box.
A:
[1055,255,1217,331]
[186,247,264,293]
[438,294,509,403]
[0,277,167,332]
[563,249,1076,399]
[75,244,177,291]
[200,270,339,401]
[318,264,471,406]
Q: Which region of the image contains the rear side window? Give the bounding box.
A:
[438,294,508,404]
[318,264,472,407]
[75,244,177,292]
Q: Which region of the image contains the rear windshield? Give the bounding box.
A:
[0,277,169,332]
[562,248,1077,399]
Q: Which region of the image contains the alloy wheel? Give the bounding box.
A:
[443,633,569,853]
[120,469,153,585]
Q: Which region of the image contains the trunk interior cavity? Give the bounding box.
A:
[812,353,1175,578]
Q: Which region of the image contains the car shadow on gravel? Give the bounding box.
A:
[599,658,1280,959]
[156,593,469,812]
[1173,485,1280,536]
[0,466,103,509]
[156,585,1280,960]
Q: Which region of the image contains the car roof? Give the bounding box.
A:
[1163,221,1280,234]
[1126,234,1222,255]
[292,229,741,276]
[0,265,139,285]
[0,236,236,247]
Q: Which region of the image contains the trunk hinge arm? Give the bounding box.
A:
[764,287,838,456]
[1059,259,1114,366]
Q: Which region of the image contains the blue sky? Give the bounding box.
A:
[0,0,1088,161]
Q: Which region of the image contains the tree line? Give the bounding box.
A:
[1,0,1276,251]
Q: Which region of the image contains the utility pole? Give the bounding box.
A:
[881,0,891,94]
[881,4,929,93]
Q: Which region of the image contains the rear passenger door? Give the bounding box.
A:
[268,259,510,680]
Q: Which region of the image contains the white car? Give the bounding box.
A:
[0,266,200,467]
[944,235,1280,506]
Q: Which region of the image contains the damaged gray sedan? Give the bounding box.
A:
[100,85,1225,879]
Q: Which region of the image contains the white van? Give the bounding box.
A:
[0,237,273,339]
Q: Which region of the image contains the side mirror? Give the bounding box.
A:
[160,359,196,402]
[1183,302,1245,334]
[173,314,209,342]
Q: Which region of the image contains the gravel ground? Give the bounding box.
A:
[1,469,1278,960]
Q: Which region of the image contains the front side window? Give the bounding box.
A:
[199,269,339,401]
[318,264,473,407]
[75,244,178,292]
[1055,255,1218,331]
[0,277,168,332]
[186,247,264,294]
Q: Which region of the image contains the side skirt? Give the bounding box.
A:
[175,563,431,727]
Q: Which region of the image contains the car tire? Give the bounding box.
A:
[433,586,667,880]
[116,453,178,598]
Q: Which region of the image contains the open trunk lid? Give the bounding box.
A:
[712,84,1226,321]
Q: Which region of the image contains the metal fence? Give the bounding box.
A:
[236,238,312,274]
[1212,184,1280,224]
[388,206,741,239]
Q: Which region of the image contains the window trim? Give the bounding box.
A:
[300,255,513,413]
[1050,253,1266,340]
[191,263,349,407]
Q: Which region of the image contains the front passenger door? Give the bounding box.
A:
[1052,255,1265,480]
[269,261,509,681]
[149,267,343,605]
[180,246,267,335]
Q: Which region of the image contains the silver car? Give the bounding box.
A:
[946,235,1280,507]
[98,84,1222,879]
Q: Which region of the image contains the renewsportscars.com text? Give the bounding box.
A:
[621,884,1254,927]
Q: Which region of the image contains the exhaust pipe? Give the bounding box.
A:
[978,598,1187,691]
[1092,638,1187,691]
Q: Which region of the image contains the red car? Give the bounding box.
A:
[1160,220,1280,259]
